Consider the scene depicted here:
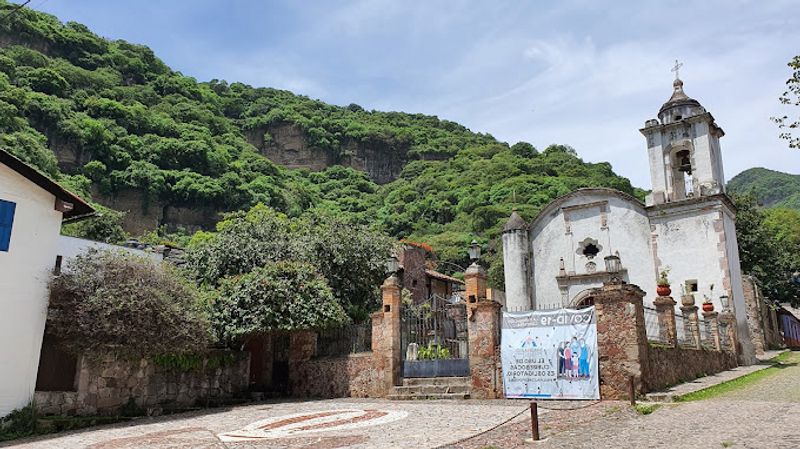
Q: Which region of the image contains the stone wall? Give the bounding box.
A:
[289,353,382,398]
[34,351,249,416]
[646,345,738,392]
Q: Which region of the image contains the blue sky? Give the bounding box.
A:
[26,0,800,188]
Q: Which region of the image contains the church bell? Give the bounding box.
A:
[676,151,692,175]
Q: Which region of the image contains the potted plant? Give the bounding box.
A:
[656,268,671,296]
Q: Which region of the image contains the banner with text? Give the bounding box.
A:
[501,307,599,400]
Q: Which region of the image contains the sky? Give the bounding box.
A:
[25,0,800,188]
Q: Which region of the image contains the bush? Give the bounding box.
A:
[208,261,347,345]
[47,251,210,358]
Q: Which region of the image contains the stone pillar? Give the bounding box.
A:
[703,311,721,350]
[592,282,650,399]
[379,275,403,390]
[468,300,502,399]
[653,296,677,346]
[719,311,738,353]
[369,311,387,397]
[680,305,702,349]
[464,262,487,304]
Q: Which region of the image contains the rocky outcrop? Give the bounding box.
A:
[91,188,221,236]
[246,122,409,184]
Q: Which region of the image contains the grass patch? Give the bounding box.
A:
[633,403,661,415]
[721,441,735,448]
[676,351,797,402]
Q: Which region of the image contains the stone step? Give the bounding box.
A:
[401,376,470,387]
[387,392,471,400]
[392,384,471,395]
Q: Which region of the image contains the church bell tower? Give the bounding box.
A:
[640,62,726,206]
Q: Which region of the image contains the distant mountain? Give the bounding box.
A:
[727,168,800,210]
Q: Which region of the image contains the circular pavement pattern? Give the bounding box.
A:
[217,408,408,441]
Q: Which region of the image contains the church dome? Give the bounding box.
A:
[659,78,701,115]
[503,210,527,232]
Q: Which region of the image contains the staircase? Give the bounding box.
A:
[388,377,471,400]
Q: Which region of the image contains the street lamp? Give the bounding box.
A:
[468,239,481,262]
[719,294,730,311]
[386,252,400,276]
[604,251,622,283]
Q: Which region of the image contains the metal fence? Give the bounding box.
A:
[401,298,468,360]
[643,306,664,343]
[719,321,731,350]
[674,313,690,346]
[314,320,372,358]
[698,318,713,348]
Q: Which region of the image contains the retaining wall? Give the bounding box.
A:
[35,351,249,416]
[646,345,738,392]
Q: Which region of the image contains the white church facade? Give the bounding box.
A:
[501,75,756,363]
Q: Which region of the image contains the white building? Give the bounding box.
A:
[502,76,756,364]
[0,149,93,417]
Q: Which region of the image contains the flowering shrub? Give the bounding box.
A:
[47,251,210,358]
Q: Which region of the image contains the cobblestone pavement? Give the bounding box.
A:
[7,352,799,449]
[453,351,800,449]
[4,398,534,449]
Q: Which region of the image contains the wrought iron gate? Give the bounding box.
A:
[400,295,469,377]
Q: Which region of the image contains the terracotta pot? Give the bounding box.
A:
[656,285,671,296]
[681,294,696,307]
[702,302,714,312]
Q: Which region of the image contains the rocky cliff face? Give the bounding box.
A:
[91,188,221,236]
[246,122,409,184]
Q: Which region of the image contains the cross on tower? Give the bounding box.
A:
[671,59,683,80]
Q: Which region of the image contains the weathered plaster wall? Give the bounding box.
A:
[0,163,63,417]
[646,345,737,392]
[529,190,656,309]
[722,210,756,363]
[34,351,249,416]
[289,353,383,398]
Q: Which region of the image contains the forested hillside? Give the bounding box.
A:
[0,1,643,281]
[727,167,800,210]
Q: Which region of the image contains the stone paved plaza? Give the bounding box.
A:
[7,352,800,449]
[4,398,534,449]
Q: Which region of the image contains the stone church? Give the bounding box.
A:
[501,75,756,362]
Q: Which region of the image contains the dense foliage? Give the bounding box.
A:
[186,204,393,320]
[0,2,642,284]
[773,55,800,149]
[728,167,800,211]
[732,194,799,305]
[47,251,210,358]
[209,262,347,345]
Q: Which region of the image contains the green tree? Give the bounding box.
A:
[733,194,797,305]
[208,262,347,346]
[773,55,800,149]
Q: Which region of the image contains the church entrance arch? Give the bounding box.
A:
[569,289,595,309]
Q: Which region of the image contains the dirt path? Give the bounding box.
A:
[454,351,800,449]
